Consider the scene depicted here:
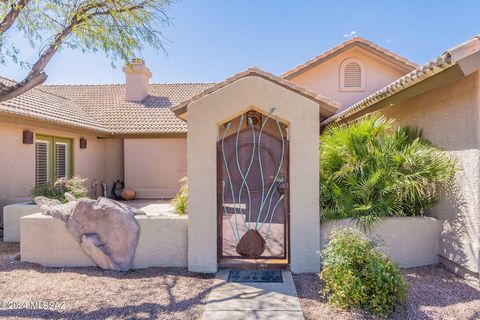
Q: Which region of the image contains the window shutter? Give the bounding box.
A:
[343,62,362,88]
[55,143,68,179]
[35,142,49,186]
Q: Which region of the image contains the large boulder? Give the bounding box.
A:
[35,195,145,271]
[34,195,76,222]
[66,197,141,271]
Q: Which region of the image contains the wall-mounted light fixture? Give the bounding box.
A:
[79,137,87,149]
[247,110,263,127]
[23,130,33,144]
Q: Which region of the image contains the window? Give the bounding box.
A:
[35,135,73,186]
[35,140,50,186]
[340,58,365,91]
[55,143,68,179]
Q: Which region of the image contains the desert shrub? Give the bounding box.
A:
[30,176,87,203]
[320,114,457,228]
[320,228,408,317]
[172,177,188,215]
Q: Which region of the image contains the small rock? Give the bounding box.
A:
[64,192,77,202]
[10,253,20,261]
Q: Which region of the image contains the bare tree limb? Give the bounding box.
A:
[0,0,30,35]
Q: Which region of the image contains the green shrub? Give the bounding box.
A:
[320,228,408,317]
[30,176,88,203]
[320,114,457,228]
[172,177,188,215]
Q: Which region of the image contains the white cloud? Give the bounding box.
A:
[342,30,357,38]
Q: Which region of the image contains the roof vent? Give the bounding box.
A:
[122,59,152,102]
[340,58,365,91]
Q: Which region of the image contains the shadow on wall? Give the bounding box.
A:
[431,170,476,274]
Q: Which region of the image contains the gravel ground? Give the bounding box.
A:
[0,241,19,264]
[293,265,480,320]
[0,244,215,320]
[2,241,479,320]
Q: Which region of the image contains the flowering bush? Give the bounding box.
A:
[30,176,87,202]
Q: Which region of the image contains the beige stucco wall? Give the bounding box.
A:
[20,213,188,268]
[321,218,442,268]
[103,138,124,191]
[124,138,187,199]
[0,118,113,227]
[380,72,480,276]
[187,75,320,273]
[289,47,408,108]
[3,203,39,242]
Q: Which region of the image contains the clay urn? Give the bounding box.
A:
[121,188,136,201]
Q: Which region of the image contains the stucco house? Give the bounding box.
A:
[1,35,480,277]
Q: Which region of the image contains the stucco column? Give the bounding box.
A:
[187,116,219,273]
[288,121,320,273]
[186,76,321,273]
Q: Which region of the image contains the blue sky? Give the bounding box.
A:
[2,0,480,84]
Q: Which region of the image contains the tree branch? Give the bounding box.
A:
[0,1,152,103]
[0,72,46,101]
[0,0,29,35]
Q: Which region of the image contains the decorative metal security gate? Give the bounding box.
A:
[217,110,289,262]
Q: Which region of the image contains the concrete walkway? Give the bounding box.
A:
[202,270,304,320]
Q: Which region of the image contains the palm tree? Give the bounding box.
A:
[320,114,457,229]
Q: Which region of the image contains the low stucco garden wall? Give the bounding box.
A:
[21,213,188,268]
[3,203,39,242]
[16,206,441,270]
[321,217,442,268]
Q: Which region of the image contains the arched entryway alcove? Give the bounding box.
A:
[172,67,337,273]
[217,110,290,269]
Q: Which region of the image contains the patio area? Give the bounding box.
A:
[119,199,177,216]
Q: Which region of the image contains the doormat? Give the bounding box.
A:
[227,270,283,283]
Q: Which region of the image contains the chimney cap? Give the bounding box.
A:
[131,58,145,65]
[122,59,152,78]
[123,58,151,102]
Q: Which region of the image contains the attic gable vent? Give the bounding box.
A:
[340,58,365,91]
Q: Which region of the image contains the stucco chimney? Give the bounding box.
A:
[122,58,152,102]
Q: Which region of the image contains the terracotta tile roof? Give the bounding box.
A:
[0,77,110,133]
[41,82,214,135]
[322,35,480,127]
[282,36,419,79]
[172,67,341,119]
[321,53,454,127]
